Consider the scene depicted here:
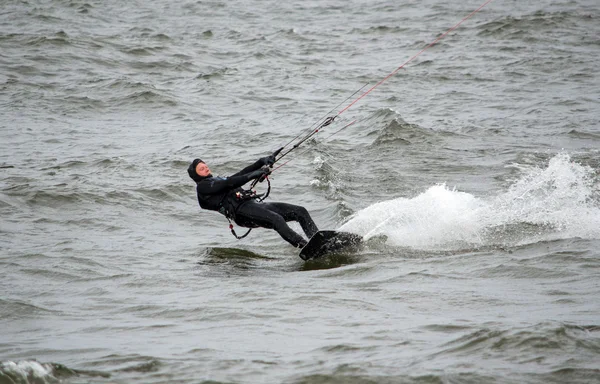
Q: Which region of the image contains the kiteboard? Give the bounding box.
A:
[299,230,363,260]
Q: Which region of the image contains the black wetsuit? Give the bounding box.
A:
[193,159,318,248]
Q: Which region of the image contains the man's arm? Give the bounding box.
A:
[196,169,268,195]
[230,159,264,178]
[230,148,283,178]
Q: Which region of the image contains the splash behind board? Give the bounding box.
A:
[299,230,362,260]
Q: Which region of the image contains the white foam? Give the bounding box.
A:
[1,360,55,381]
[313,155,325,167]
[340,153,600,250]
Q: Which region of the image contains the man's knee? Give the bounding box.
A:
[271,215,287,230]
[295,205,310,218]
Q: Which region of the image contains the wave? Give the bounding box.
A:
[0,155,194,212]
[476,10,591,40]
[567,129,600,141]
[350,25,411,35]
[25,31,71,47]
[340,153,600,250]
[370,117,433,146]
[310,155,348,199]
[202,247,275,261]
[91,79,178,108]
[196,66,235,80]
[124,46,166,56]
[0,360,109,383]
[0,299,58,320]
[117,90,178,107]
[359,108,448,147]
[430,322,600,368]
[292,371,494,384]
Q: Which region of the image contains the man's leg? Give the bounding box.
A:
[262,202,319,239]
[235,201,307,248]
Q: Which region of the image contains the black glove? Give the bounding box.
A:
[247,166,271,181]
[259,147,284,167]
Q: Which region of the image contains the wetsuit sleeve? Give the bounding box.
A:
[229,159,264,178]
[196,174,252,195]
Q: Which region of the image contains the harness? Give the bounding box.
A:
[226,176,271,239]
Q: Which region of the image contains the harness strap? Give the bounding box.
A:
[256,175,270,202]
[228,219,252,239]
[227,176,271,240]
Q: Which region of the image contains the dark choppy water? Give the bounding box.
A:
[2,0,600,383]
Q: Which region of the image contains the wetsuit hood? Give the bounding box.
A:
[188,158,211,183]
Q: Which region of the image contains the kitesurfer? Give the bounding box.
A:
[187,149,319,248]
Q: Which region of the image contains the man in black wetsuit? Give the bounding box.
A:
[187,150,319,248]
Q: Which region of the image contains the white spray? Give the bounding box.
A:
[340,153,600,250]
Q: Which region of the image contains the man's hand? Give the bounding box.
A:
[260,147,284,167]
[247,166,271,181]
[258,165,271,182]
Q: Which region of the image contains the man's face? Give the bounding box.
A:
[195,162,211,177]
